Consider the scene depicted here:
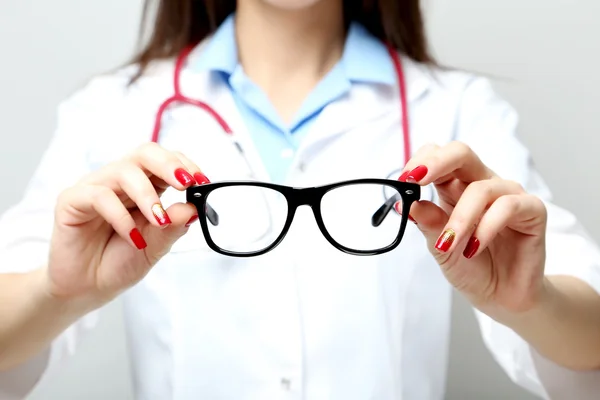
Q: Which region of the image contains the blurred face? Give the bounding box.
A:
[259,0,328,10]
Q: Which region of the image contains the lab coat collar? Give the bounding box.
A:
[181,44,274,182]
[134,40,433,181]
[290,56,433,159]
[185,39,433,105]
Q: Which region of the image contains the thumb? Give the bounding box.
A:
[143,202,198,252]
[397,200,450,260]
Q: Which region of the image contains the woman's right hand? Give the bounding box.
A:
[44,143,209,305]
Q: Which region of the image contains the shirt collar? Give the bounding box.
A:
[340,23,396,86]
[192,14,396,86]
[193,14,238,75]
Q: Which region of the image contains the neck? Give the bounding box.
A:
[234,0,346,123]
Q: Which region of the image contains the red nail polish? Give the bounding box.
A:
[129,228,147,250]
[175,168,196,186]
[394,202,402,214]
[407,166,428,183]
[185,215,199,227]
[399,171,410,182]
[463,237,480,259]
[194,173,211,185]
[435,229,456,252]
[151,203,171,226]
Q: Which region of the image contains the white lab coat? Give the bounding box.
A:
[1,43,600,400]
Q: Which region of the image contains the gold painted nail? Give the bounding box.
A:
[151,203,171,226]
[435,228,456,252]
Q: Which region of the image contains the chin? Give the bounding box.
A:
[261,0,326,10]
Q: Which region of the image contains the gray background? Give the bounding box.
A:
[0,0,598,399]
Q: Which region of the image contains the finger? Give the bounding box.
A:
[432,178,468,211]
[155,202,198,229]
[162,202,199,227]
[59,185,147,250]
[394,199,449,233]
[433,179,524,254]
[170,151,217,224]
[398,143,439,181]
[116,164,172,229]
[130,142,198,190]
[142,202,199,252]
[400,141,495,186]
[141,203,200,262]
[171,151,211,185]
[463,194,547,259]
[408,200,448,231]
[396,200,452,262]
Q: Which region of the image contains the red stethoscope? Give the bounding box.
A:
[151,43,411,167]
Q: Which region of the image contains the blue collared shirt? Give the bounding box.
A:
[194,14,396,183]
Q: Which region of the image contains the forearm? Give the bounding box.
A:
[0,268,94,372]
[501,275,600,371]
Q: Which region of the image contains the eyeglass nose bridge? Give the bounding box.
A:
[286,187,322,209]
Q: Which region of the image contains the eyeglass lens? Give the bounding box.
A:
[202,183,406,254]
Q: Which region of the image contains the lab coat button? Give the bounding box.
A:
[280,377,291,391]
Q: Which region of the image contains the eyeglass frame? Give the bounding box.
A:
[186,178,421,257]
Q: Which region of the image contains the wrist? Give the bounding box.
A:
[0,268,102,372]
[481,277,557,332]
[34,267,106,319]
[488,276,600,370]
[515,282,554,330]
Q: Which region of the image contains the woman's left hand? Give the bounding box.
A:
[398,141,549,319]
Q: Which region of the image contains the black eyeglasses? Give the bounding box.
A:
[186,179,420,257]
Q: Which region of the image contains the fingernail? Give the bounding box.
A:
[175,168,196,186]
[435,228,456,252]
[463,237,480,259]
[394,201,402,214]
[399,171,410,182]
[394,202,417,224]
[151,203,171,227]
[185,215,199,227]
[129,228,147,250]
[407,165,428,183]
[194,173,211,185]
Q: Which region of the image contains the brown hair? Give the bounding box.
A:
[132,0,435,80]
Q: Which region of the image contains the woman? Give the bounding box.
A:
[1,0,600,399]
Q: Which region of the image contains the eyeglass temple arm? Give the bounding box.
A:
[371,193,401,227]
[206,203,219,226]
